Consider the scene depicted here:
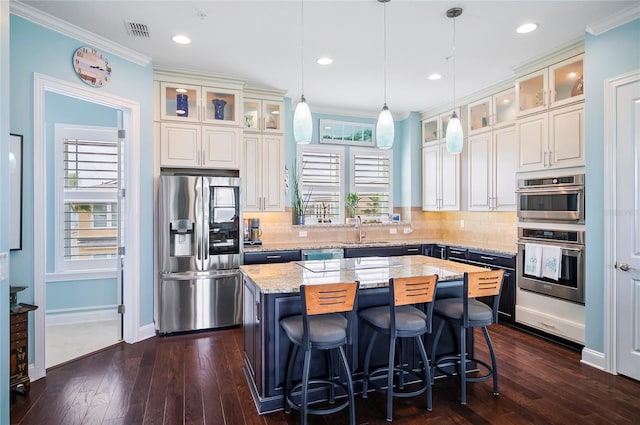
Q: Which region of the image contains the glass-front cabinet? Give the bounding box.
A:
[515,54,584,116]
[160,81,240,126]
[468,88,516,135]
[243,98,284,133]
[421,109,459,144]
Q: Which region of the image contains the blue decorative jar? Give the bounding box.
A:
[176,93,188,117]
[213,99,227,120]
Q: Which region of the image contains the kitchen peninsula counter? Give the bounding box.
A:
[241,255,487,413]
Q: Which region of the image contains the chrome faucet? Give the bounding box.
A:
[356,215,365,243]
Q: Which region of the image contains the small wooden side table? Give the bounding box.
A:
[10,303,38,394]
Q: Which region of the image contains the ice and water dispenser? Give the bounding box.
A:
[169,219,195,257]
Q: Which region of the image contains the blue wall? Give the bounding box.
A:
[584,19,640,352]
[8,15,155,339]
[1,2,10,423]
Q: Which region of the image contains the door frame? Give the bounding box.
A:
[603,69,640,375]
[31,73,141,380]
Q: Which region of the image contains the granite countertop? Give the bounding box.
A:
[243,239,517,256]
[240,255,488,294]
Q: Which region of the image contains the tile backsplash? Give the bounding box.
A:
[245,208,517,247]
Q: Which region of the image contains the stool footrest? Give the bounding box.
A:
[365,366,429,398]
[433,354,494,382]
[286,379,351,416]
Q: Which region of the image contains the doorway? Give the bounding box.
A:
[605,70,640,381]
[45,121,123,368]
[31,73,142,381]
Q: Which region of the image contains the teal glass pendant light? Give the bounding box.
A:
[294,0,312,144]
[445,7,463,154]
[376,0,394,149]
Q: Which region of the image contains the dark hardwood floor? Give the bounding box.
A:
[11,323,640,425]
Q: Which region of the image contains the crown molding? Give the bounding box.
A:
[10,1,151,67]
[512,38,585,78]
[586,3,640,36]
[153,66,246,90]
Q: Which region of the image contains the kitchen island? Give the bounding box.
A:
[240,255,487,414]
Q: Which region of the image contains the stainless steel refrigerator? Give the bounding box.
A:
[157,172,242,334]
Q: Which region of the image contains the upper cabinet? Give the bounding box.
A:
[422,141,460,211]
[160,81,241,126]
[243,96,284,134]
[421,109,459,144]
[467,88,516,136]
[515,54,584,116]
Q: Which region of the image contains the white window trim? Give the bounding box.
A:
[54,123,119,272]
[349,147,394,217]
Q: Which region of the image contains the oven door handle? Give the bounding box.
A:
[516,188,582,195]
[517,241,584,253]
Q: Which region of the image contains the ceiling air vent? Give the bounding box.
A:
[124,21,150,38]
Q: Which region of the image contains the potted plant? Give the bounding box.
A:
[291,162,311,225]
[345,192,360,219]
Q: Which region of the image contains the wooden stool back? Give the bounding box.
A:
[392,275,438,306]
[302,282,358,316]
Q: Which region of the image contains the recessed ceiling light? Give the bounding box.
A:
[172,34,191,44]
[516,23,538,34]
[317,57,333,65]
[428,73,442,81]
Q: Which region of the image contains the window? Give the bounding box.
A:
[297,145,345,224]
[55,124,120,272]
[350,148,393,219]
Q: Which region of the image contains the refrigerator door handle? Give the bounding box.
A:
[203,181,210,263]
[195,176,204,270]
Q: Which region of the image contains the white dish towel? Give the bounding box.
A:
[524,243,543,277]
[542,245,562,281]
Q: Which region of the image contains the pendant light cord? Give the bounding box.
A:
[300,0,305,97]
[383,0,388,105]
[452,14,456,110]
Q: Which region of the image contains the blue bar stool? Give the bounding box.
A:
[280,281,359,425]
[359,275,438,422]
[431,269,504,404]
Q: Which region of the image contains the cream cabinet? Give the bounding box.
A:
[242,134,284,212]
[516,288,585,344]
[515,54,584,117]
[467,88,516,136]
[517,102,584,172]
[159,81,241,126]
[422,141,460,211]
[160,122,241,169]
[421,109,459,144]
[243,97,284,134]
[468,126,517,211]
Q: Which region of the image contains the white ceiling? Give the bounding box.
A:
[20,0,637,118]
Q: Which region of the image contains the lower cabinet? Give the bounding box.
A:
[243,250,301,265]
[467,250,516,324]
[343,245,421,258]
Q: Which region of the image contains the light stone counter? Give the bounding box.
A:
[240,255,488,294]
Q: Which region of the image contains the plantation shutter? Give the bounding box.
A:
[63,138,119,260]
[351,148,392,218]
[298,145,345,224]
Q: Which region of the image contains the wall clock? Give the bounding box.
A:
[72,47,111,87]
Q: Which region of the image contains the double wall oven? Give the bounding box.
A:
[516,174,585,304]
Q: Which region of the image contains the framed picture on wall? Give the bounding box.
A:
[9,133,23,250]
[319,119,375,146]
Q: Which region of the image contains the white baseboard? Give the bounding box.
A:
[137,322,157,341]
[581,347,606,371]
[46,305,118,326]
